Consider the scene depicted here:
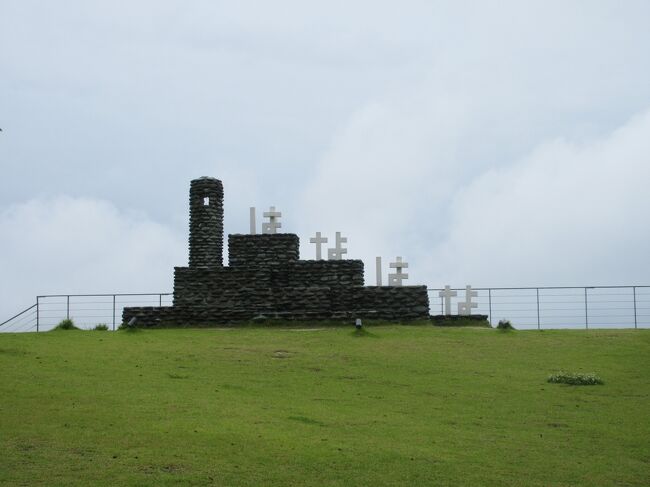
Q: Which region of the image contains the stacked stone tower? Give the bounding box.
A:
[122,177,430,326]
[188,177,224,268]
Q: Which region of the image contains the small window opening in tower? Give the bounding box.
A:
[203,196,210,206]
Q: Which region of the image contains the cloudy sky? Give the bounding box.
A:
[1,1,649,318]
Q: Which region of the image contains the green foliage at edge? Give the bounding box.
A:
[51,318,78,331]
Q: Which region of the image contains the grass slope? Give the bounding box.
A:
[0,326,648,486]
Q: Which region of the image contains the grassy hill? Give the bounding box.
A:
[1,325,648,486]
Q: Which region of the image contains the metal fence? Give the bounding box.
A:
[428,286,650,329]
[2,286,649,333]
[0,293,173,333]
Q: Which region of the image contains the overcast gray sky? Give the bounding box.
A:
[1,1,650,318]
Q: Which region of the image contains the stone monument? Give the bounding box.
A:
[123,177,430,326]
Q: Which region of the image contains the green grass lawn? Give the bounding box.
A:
[1,325,648,486]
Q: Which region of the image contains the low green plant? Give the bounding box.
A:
[93,323,109,331]
[496,319,515,330]
[547,371,603,385]
[52,318,78,331]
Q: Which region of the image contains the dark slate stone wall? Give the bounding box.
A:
[173,260,364,308]
[359,286,430,320]
[123,284,429,326]
[278,261,364,287]
[129,261,429,325]
[189,177,224,268]
[174,266,267,307]
[122,307,176,327]
[228,234,299,267]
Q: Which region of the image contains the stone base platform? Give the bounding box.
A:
[123,285,429,327]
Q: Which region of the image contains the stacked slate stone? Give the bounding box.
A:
[188,177,224,268]
[122,176,430,327]
[228,234,299,267]
[170,237,369,322]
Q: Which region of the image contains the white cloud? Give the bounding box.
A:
[425,108,650,287]
[297,79,650,288]
[295,81,469,281]
[0,197,186,321]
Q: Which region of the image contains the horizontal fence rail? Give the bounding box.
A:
[427,286,650,330]
[0,293,172,333]
[2,286,649,332]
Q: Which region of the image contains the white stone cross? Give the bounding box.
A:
[438,285,457,315]
[457,285,478,315]
[375,256,383,286]
[309,232,328,260]
[327,232,347,260]
[388,256,409,286]
[249,207,256,234]
[262,206,282,234]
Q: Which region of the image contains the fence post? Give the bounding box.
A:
[66,295,70,320]
[36,296,40,333]
[536,288,540,330]
[584,288,589,330]
[112,295,116,331]
[633,286,637,329]
[488,289,492,326]
[159,294,162,306]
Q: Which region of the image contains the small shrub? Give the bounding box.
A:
[496,319,515,330]
[93,323,109,331]
[53,318,78,331]
[547,371,603,386]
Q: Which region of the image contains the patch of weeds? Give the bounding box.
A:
[16,442,37,452]
[93,323,109,331]
[167,373,189,379]
[52,318,78,331]
[160,464,185,474]
[138,463,186,475]
[0,348,26,356]
[288,416,325,426]
[496,319,515,330]
[273,350,292,359]
[547,371,603,386]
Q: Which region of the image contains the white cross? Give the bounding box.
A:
[249,207,256,235]
[262,206,282,234]
[375,256,383,286]
[438,285,457,315]
[309,232,328,260]
[457,285,478,315]
[327,232,347,260]
[388,256,409,286]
